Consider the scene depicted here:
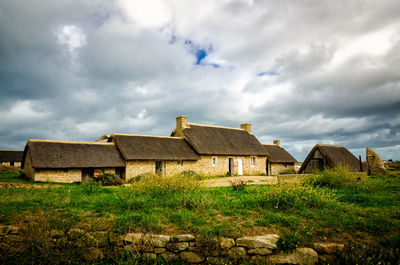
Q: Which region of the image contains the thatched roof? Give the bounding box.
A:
[175,124,266,156]
[298,144,360,173]
[0,150,23,162]
[110,134,199,161]
[23,140,125,169]
[263,145,297,163]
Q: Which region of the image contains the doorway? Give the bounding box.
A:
[82,168,94,182]
[228,158,234,175]
[156,161,164,176]
[237,158,243,175]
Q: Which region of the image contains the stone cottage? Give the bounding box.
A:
[263,141,297,175]
[170,116,267,176]
[108,134,199,180]
[0,150,23,167]
[22,140,125,183]
[298,144,362,174]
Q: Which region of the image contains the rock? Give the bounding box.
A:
[207,256,225,265]
[267,248,318,265]
[154,247,166,254]
[189,246,201,252]
[175,234,196,242]
[83,247,104,261]
[180,251,204,263]
[124,244,153,253]
[220,237,235,249]
[313,242,344,254]
[236,234,279,249]
[143,234,170,247]
[50,229,64,239]
[248,247,273,255]
[142,253,157,261]
[68,228,85,240]
[124,232,143,245]
[189,242,196,247]
[89,231,109,247]
[367,148,387,175]
[161,252,178,262]
[110,234,124,246]
[167,241,189,252]
[251,255,267,263]
[227,247,248,259]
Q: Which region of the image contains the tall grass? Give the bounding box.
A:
[303,166,361,189]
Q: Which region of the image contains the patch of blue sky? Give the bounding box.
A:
[256,71,279,76]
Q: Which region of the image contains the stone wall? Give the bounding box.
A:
[22,151,35,179]
[126,160,156,180]
[0,225,321,264]
[94,168,116,177]
[269,162,296,176]
[366,147,387,175]
[34,169,82,183]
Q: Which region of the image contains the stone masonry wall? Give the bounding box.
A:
[270,163,296,176]
[0,225,323,264]
[34,169,82,183]
[126,161,156,180]
[22,151,35,179]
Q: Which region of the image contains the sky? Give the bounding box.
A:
[0,0,399,161]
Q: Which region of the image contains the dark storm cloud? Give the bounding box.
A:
[0,0,399,161]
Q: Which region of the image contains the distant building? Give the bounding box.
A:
[298,144,361,173]
[263,141,297,175]
[0,150,23,167]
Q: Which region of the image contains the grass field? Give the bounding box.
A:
[0,167,399,264]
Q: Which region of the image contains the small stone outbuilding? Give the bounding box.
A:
[366,147,387,175]
[0,150,23,167]
[263,141,297,175]
[298,144,362,174]
[22,140,126,182]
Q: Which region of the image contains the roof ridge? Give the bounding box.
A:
[316,144,344,148]
[111,133,185,139]
[27,139,114,145]
[188,122,246,131]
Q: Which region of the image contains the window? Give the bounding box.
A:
[283,164,287,168]
[212,157,217,167]
[177,160,183,166]
[250,157,256,167]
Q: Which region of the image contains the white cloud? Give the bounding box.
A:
[56,25,86,53]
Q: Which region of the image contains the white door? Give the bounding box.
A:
[238,158,243,175]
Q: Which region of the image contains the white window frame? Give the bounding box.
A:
[212,156,217,167]
[177,160,183,166]
[250,156,256,167]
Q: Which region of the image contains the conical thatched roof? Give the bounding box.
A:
[175,124,266,156]
[298,144,360,173]
[0,150,23,162]
[263,145,297,163]
[110,134,199,161]
[22,140,125,169]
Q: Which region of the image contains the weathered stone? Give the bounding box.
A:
[50,229,64,239]
[142,253,157,261]
[189,246,201,252]
[220,237,235,249]
[167,241,189,252]
[189,242,196,247]
[2,225,20,235]
[124,244,154,253]
[227,247,248,259]
[313,242,344,254]
[143,234,170,247]
[367,148,387,175]
[110,234,124,246]
[267,248,318,265]
[68,228,85,240]
[124,232,143,245]
[161,252,178,262]
[211,249,220,256]
[89,231,109,247]
[175,234,196,242]
[154,247,166,254]
[236,234,279,249]
[248,247,273,255]
[83,247,104,261]
[251,255,267,263]
[207,256,225,265]
[180,251,204,263]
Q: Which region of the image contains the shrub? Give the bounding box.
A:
[181,170,200,179]
[230,179,246,191]
[82,179,102,194]
[304,166,359,189]
[91,171,123,186]
[258,184,335,209]
[127,172,153,183]
[225,171,232,177]
[0,165,20,173]
[277,232,301,252]
[131,172,202,195]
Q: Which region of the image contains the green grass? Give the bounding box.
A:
[0,169,399,264]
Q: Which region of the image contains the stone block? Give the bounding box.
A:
[247,247,273,255]
[174,234,195,242]
[313,242,344,254]
[68,228,85,240]
[161,252,178,263]
[124,232,143,245]
[167,241,189,252]
[236,234,279,249]
[180,251,204,263]
[143,234,170,247]
[142,253,156,261]
[154,247,166,254]
[220,237,235,249]
[267,248,318,265]
[83,247,104,261]
[227,247,248,259]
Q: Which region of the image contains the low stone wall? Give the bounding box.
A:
[0,224,331,264]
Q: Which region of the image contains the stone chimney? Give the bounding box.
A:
[273,140,280,146]
[240,123,252,133]
[175,115,189,137]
